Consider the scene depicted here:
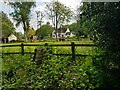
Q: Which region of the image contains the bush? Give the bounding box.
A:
[66,36,77,41]
[79,2,120,89]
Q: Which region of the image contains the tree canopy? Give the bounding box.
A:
[27,28,36,39]
[45,1,73,38]
[0,11,15,37]
[9,2,35,42]
[36,23,53,39]
[79,2,120,88]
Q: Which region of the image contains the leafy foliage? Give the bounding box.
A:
[0,11,15,37]
[63,23,77,34]
[2,49,102,89]
[27,28,36,39]
[36,24,53,39]
[79,2,120,88]
[9,2,35,41]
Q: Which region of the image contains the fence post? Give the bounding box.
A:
[71,42,75,60]
[33,48,37,61]
[45,43,48,47]
[45,43,49,50]
[21,43,24,55]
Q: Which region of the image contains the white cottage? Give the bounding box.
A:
[52,28,74,38]
[8,34,17,42]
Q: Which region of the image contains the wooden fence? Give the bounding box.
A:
[0,42,96,60]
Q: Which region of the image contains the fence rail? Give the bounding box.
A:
[1,42,96,59]
[0,43,96,47]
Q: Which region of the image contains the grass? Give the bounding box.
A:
[0,38,93,45]
[1,39,95,55]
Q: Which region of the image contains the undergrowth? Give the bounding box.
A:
[2,52,103,89]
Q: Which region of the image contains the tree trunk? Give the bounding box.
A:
[55,12,58,41]
[22,19,28,42]
[24,31,28,42]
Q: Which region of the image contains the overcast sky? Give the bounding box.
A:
[0,0,81,34]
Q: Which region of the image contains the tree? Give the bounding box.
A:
[77,3,95,40]
[0,11,15,37]
[35,10,45,29]
[8,2,35,42]
[14,32,24,40]
[45,1,73,39]
[79,2,120,88]
[63,23,77,33]
[27,28,36,39]
[36,23,53,39]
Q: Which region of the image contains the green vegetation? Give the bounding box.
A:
[79,2,120,89]
[2,1,120,89]
[9,2,35,42]
[0,11,15,37]
[27,28,36,40]
[2,40,98,89]
[2,53,102,89]
[36,23,53,39]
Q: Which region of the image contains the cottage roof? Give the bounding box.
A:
[66,28,70,33]
[55,28,69,33]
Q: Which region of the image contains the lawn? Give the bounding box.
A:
[0,38,93,45]
[1,39,95,55]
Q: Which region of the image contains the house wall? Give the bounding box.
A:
[8,34,17,42]
[52,29,75,39]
